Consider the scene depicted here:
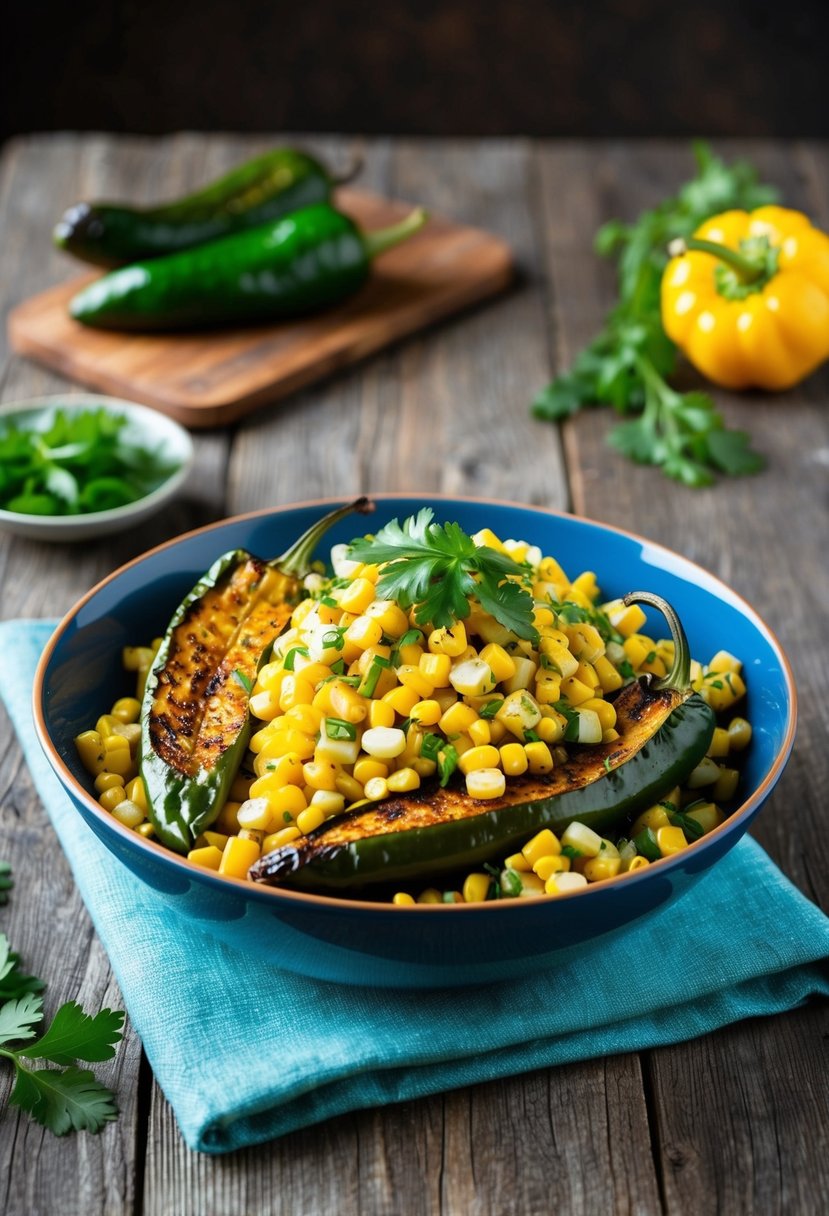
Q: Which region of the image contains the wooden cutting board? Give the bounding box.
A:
[8,189,513,428]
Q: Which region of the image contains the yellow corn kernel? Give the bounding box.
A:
[219,836,261,878]
[238,826,263,846]
[297,805,327,834]
[361,725,407,760]
[417,888,443,904]
[476,643,514,683]
[94,771,124,793]
[657,825,688,857]
[214,801,242,833]
[559,676,594,706]
[605,601,647,638]
[409,699,441,727]
[467,718,491,747]
[278,674,316,712]
[496,689,542,739]
[99,786,126,812]
[626,855,650,873]
[136,822,155,840]
[187,845,224,871]
[462,873,492,903]
[532,716,558,745]
[332,773,362,803]
[471,526,507,553]
[524,741,554,774]
[95,713,121,739]
[260,728,316,762]
[262,826,302,852]
[684,802,724,834]
[499,742,528,777]
[111,696,141,725]
[75,729,106,775]
[249,689,282,721]
[560,821,602,857]
[465,768,506,799]
[533,854,571,881]
[447,658,495,698]
[344,614,384,652]
[458,745,501,775]
[411,757,437,778]
[504,850,530,872]
[237,797,272,831]
[582,855,622,882]
[387,767,421,793]
[337,577,376,615]
[126,776,148,811]
[593,655,622,693]
[419,652,452,686]
[534,672,562,706]
[522,829,561,866]
[364,776,389,801]
[284,703,323,734]
[253,752,305,789]
[428,622,468,657]
[366,600,410,637]
[579,697,616,732]
[397,664,434,699]
[364,699,393,729]
[518,872,546,896]
[353,757,389,785]
[602,728,620,743]
[326,680,367,724]
[196,830,230,851]
[700,670,746,712]
[622,634,652,671]
[538,638,579,680]
[102,738,134,778]
[111,799,144,829]
[704,728,729,759]
[122,644,154,671]
[301,760,337,792]
[397,642,424,667]
[380,685,419,716]
[574,661,600,690]
[727,716,752,751]
[393,892,416,906]
[267,783,309,821]
[686,757,722,788]
[712,767,740,803]
[439,702,479,735]
[631,804,672,835]
[708,649,742,674]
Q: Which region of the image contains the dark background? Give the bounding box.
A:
[3,0,826,142]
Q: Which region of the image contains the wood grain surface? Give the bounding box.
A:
[7,188,513,427]
[0,134,826,1216]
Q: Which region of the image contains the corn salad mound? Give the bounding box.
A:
[75,528,751,903]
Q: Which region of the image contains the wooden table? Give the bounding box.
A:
[0,135,826,1215]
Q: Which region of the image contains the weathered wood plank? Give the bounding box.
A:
[535,137,829,1214]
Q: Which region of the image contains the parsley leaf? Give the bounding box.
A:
[532,142,773,485]
[9,1065,119,1136]
[0,993,44,1047]
[348,510,538,641]
[231,668,253,694]
[17,1001,124,1065]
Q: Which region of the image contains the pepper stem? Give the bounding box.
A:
[667,236,765,283]
[272,497,375,577]
[622,592,691,691]
[362,208,428,260]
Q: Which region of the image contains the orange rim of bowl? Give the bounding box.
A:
[33,493,798,914]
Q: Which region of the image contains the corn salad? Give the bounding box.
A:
[76,527,751,900]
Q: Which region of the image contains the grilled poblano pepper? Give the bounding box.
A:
[141,498,373,852]
[68,203,427,331]
[249,592,716,890]
[54,147,362,268]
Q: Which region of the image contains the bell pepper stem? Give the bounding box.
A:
[362,208,428,260]
[622,592,691,691]
[271,497,374,577]
[668,236,765,283]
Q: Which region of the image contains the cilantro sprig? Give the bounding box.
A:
[0,869,124,1137]
[532,142,774,486]
[348,510,538,641]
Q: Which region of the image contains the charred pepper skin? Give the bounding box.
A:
[68,204,427,331]
[249,591,716,892]
[140,499,374,853]
[53,148,358,268]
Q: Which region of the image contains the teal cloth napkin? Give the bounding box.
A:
[2,619,828,1154]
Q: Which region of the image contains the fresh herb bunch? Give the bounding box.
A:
[0,407,179,516]
[0,864,124,1136]
[348,509,538,641]
[532,142,778,486]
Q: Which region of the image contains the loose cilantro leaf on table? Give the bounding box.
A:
[349,509,538,641]
[0,862,11,905]
[532,142,775,485]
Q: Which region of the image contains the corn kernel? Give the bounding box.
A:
[417,888,443,904]
[504,850,530,872]
[111,799,144,829]
[712,767,740,803]
[428,623,468,657]
[465,768,506,799]
[626,856,650,872]
[382,685,421,716]
[410,699,441,727]
[354,757,389,785]
[366,600,410,637]
[111,696,141,724]
[545,872,589,895]
[560,821,602,857]
[74,729,106,775]
[387,767,421,793]
[419,652,452,686]
[684,802,724,834]
[187,845,224,871]
[237,797,273,831]
[136,822,155,840]
[499,742,528,777]
[533,854,571,880]
[657,825,688,857]
[364,776,389,801]
[99,786,126,812]
[215,801,242,833]
[706,727,731,758]
[126,776,148,811]
[439,702,479,735]
[397,664,435,699]
[262,826,302,852]
[467,718,491,747]
[393,892,416,906]
[727,716,752,751]
[458,745,501,775]
[337,577,377,615]
[582,855,622,882]
[218,836,260,877]
[522,829,561,866]
[462,873,492,903]
[303,761,338,792]
[297,805,327,834]
[94,771,124,793]
[524,741,554,774]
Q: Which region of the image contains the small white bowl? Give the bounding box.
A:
[0,394,193,542]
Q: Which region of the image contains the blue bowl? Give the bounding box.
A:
[34,496,796,988]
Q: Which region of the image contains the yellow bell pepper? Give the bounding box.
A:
[661,206,829,390]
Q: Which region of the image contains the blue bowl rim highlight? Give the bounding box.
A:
[33,493,798,917]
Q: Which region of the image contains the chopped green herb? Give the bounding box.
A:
[709,679,724,690]
[0,863,11,907]
[330,658,347,676]
[524,729,541,743]
[283,811,294,823]
[321,628,346,651]
[618,659,636,679]
[359,654,391,698]
[603,757,612,773]
[348,509,538,641]
[320,595,338,608]
[437,744,459,788]
[420,733,442,762]
[479,699,504,719]
[500,869,524,898]
[282,645,309,672]
[561,845,582,860]
[231,668,253,695]
[645,650,657,665]
[325,718,357,741]
[668,811,705,841]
